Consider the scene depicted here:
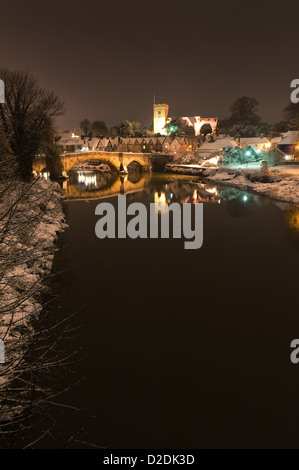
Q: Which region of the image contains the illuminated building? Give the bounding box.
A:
[153,101,217,136]
[180,116,218,136]
[153,103,169,135]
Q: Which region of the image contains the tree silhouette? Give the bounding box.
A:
[0,68,64,180]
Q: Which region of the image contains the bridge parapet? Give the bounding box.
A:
[33,151,173,175]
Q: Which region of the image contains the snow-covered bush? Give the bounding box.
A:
[220,146,246,166]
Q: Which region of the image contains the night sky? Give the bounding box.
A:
[1,0,298,130]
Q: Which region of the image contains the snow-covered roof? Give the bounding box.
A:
[95,136,195,148]
[198,152,217,159]
[60,137,85,146]
[278,131,299,146]
[84,137,99,147]
[215,134,233,139]
[199,138,237,151]
[181,116,218,125]
[271,136,282,144]
[238,137,270,145]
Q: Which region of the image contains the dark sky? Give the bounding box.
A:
[1,0,298,130]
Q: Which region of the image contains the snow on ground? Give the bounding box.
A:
[166,160,299,204]
[224,162,299,174]
[206,167,299,204]
[0,177,67,407]
[0,178,67,335]
[274,164,299,175]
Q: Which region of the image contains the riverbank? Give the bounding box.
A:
[0,177,67,420]
[207,167,299,204]
[166,164,299,204]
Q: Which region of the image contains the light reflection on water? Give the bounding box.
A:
[62,169,299,246]
[17,168,299,449]
[64,169,225,204]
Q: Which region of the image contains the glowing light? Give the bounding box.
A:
[201,156,219,167]
[246,151,251,156]
[41,172,50,180]
[205,187,218,194]
[265,143,271,149]
[154,192,168,214]
[78,171,97,187]
[154,192,166,204]
[243,195,248,202]
[286,207,299,231]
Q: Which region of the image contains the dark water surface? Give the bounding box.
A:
[39,171,299,448]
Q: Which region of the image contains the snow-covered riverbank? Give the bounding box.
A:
[206,168,299,204]
[0,177,67,416]
[166,163,299,205]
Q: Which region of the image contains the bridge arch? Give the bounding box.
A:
[126,160,143,172]
[62,154,120,173]
[69,158,119,173]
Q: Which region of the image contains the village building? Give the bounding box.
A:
[58,129,99,153]
[59,135,85,153]
[236,137,271,150]
[153,102,218,136]
[277,131,299,156]
[95,136,198,154]
[266,147,287,165]
[197,138,237,159]
[181,116,218,136]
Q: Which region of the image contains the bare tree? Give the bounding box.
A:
[0,68,64,181]
[91,120,108,137]
[79,118,92,138]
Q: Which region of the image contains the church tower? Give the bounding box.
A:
[153,102,169,135]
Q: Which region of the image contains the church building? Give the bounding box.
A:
[153,102,218,136]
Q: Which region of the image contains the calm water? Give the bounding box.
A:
[35,170,299,448]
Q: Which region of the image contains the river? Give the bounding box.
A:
[30,169,299,448]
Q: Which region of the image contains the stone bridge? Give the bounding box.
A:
[33,151,172,175]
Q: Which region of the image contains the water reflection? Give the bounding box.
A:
[282,205,299,248]
[62,170,299,246]
[68,169,119,192]
[286,206,299,231]
[20,169,299,449]
[77,171,98,188]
